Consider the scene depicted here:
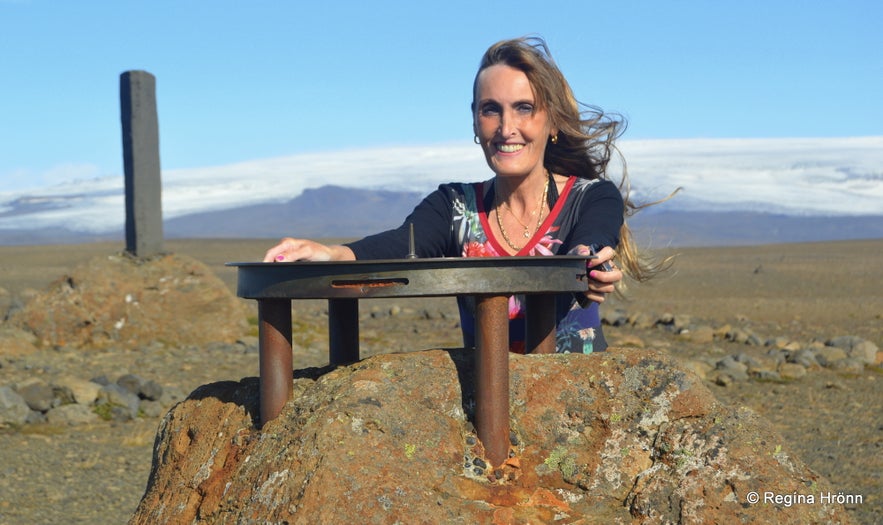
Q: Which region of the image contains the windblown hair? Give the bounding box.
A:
[473,36,676,283]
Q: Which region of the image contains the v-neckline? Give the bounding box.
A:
[477,176,575,256]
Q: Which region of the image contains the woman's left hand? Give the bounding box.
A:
[571,244,622,303]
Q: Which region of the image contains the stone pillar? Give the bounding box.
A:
[120,70,163,257]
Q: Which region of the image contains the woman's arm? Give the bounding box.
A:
[263,185,457,262]
[263,238,355,262]
[566,180,626,303]
[346,185,456,260]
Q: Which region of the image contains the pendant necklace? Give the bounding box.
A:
[495,177,549,251]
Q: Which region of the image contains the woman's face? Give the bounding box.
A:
[474,64,556,180]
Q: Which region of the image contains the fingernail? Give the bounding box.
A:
[275,255,285,261]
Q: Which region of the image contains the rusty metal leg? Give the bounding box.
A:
[329,298,359,365]
[474,294,510,467]
[525,294,557,354]
[258,299,292,426]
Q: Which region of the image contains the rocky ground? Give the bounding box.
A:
[0,238,880,524]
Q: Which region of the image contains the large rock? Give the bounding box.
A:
[7,252,248,349]
[0,326,39,356]
[131,348,848,524]
[0,386,30,426]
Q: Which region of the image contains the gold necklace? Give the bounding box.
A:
[506,180,549,238]
[495,178,549,250]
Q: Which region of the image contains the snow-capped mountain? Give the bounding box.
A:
[1,137,881,245]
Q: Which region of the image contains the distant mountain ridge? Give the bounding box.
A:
[1,185,880,247]
[164,185,425,239]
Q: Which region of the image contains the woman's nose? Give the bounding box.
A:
[499,110,516,137]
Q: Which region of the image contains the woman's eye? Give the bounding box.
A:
[480,104,500,116]
[516,103,534,114]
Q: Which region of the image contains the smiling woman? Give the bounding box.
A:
[263,36,670,354]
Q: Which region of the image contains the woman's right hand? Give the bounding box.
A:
[262,238,355,262]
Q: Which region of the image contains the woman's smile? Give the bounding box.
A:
[495,143,525,154]
[474,64,556,180]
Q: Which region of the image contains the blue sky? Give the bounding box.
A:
[1,0,880,192]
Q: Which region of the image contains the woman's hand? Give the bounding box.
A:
[571,244,622,304]
[262,238,356,263]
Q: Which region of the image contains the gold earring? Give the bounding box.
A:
[550,134,558,144]
[474,135,480,144]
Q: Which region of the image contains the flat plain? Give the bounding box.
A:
[0,238,880,523]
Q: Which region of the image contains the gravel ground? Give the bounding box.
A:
[0,239,880,524]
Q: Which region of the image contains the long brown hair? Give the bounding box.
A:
[473,36,675,283]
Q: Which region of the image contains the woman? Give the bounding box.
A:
[264,37,656,353]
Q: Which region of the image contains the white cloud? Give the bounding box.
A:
[620,137,883,214]
[1,137,881,233]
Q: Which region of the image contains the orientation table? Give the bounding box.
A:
[228,256,591,465]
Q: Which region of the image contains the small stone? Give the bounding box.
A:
[788,349,819,369]
[829,358,865,374]
[657,312,675,325]
[745,333,764,346]
[714,374,734,387]
[0,327,39,356]
[51,385,76,406]
[687,325,715,344]
[139,400,166,418]
[683,360,713,381]
[117,374,143,396]
[832,337,878,365]
[46,403,99,425]
[713,324,733,339]
[733,352,761,369]
[782,341,803,352]
[109,405,134,422]
[159,385,187,408]
[16,378,55,412]
[139,379,163,401]
[814,347,848,367]
[765,349,788,365]
[751,369,781,381]
[97,384,141,420]
[625,311,652,329]
[0,386,29,426]
[671,314,692,332]
[602,309,628,327]
[91,375,111,386]
[54,376,102,405]
[25,410,47,424]
[768,336,790,349]
[726,327,761,345]
[777,363,807,380]
[715,356,749,381]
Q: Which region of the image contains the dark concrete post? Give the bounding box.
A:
[120,70,163,257]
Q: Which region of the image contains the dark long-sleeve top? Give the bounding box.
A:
[346,175,624,353]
